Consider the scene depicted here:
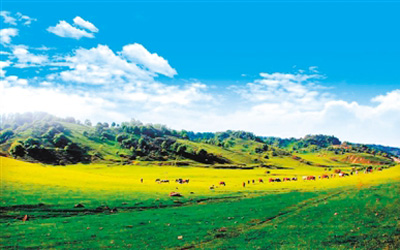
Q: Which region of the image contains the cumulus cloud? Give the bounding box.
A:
[0,28,18,44]
[47,20,94,39]
[0,11,36,26]
[0,75,28,86]
[57,44,152,84]
[0,84,123,122]
[233,72,329,111]
[1,22,398,147]
[0,61,10,77]
[121,43,177,77]
[0,11,17,25]
[73,16,98,33]
[12,45,48,67]
[53,44,177,85]
[15,12,37,26]
[0,78,213,125]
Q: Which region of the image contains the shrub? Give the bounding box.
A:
[9,142,25,157]
[53,133,70,148]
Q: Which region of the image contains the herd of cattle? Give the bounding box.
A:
[153,166,382,189]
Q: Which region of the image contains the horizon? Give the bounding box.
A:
[1,1,400,147]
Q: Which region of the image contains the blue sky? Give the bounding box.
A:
[1,1,400,146]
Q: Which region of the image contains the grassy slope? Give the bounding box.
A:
[1,161,399,248]
[176,139,261,165]
[204,183,400,249]
[61,122,132,162]
[1,157,399,248]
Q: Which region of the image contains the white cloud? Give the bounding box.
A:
[57,44,153,84]
[233,72,328,111]
[12,45,48,67]
[0,78,213,125]
[53,44,177,85]
[16,12,37,26]
[0,61,10,77]
[1,23,398,147]
[73,16,98,33]
[0,11,17,25]
[0,84,123,122]
[0,75,28,86]
[309,66,319,73]
[47,20,94,39]
[0,11,36,26]
[0,28,18,44]
[121,43,177,77]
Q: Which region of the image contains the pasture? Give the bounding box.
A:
[1,156,399,248]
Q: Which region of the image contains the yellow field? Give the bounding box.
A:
[1,156,399,201]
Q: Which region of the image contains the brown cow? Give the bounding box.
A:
[219,181,226,186]
[169,192,182,197]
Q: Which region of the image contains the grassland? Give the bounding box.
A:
[1,156,399,248]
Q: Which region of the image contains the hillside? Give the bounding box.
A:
[0,112,398,168]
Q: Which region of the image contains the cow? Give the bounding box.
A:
[269,178,275,183]
[242,182,246,187]
[176,179,189,184]
[159,179,170,183]
[334,169,342,174]
[219,181,226,186]
[292,177,298,181]
[259,178,264,183]
[321,174,329,179]
[169,192,182,197]
[274,178,282,182]
[302,176,308,181]
[307,176,316,180]
[283,178,291,182]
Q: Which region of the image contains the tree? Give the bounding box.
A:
[177,145,187,154]
[24,137,41,148]
[84,119,92,126]
[116,133,128,143]
[42,127,58,139]
[53,133,70,148]
[65,117,76,123]
[9,142,25,157]
[101,131,114,141]
[0,129,14,143]
[138,137,147,148]
[111,122,116,127]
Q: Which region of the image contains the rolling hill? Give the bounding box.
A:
[0,112,398,168]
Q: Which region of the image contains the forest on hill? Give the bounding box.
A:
[0,112,398,165]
